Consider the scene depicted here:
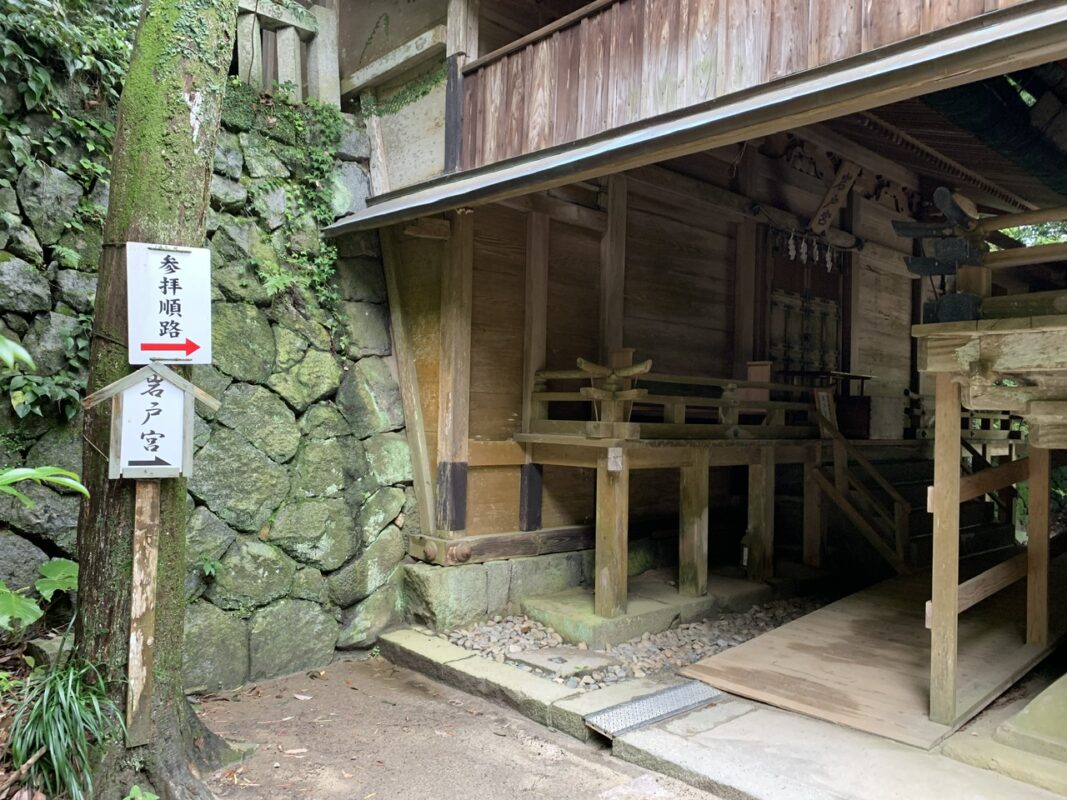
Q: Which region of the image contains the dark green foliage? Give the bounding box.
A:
[0,0,138,188]
[219,76,258,131]
[9,656,122,800]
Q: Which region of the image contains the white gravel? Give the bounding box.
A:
[445,596,824,691]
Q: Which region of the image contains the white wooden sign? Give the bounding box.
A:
[81,364,220,480]
[127,242,212,365]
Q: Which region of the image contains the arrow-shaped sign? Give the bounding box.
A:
[127,457,172,467]
[139,339,201,357]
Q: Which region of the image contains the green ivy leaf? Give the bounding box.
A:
[35,558,78,601]
[0,580,43,632]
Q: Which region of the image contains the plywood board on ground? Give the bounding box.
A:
[683,558,1067,749]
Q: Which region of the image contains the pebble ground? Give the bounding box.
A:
[445,597,824,691]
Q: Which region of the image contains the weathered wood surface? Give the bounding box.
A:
[460,0,1016,168]
[126,480,161,747]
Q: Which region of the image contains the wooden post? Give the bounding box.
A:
[746,446,775,580]
[236,13,263,89]
[275,25,302,100]
[445,0,478,172]
[803,445,823,568]
[679,449,710,596]
[361,92,390,195]
[126,480,161,747]
[595,448,629,618]
[436,209,474,533]
[599,175,627,363]
[1027,444,1051,646]
[380,229,437,537]
[520,212,549,531]
[930,372,962,724]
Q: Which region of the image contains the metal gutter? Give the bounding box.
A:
[323,0,1067,237]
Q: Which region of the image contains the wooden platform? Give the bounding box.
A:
[682,557,1067,750]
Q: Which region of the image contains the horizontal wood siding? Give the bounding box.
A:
[461,0,1014,169]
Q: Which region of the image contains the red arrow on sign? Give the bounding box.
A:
[140,339,201,357]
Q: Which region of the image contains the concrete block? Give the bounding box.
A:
[378,628,474,683]
[708,573,775,611]
[508,551,584,605]
[485,559,511,616]
[549,677,684,741]
[522,587,680,648]
[450,656,580,726]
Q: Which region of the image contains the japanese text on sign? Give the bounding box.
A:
[127,242,212,365]
[119,372,185,478]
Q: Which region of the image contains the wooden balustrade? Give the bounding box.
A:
[235,0,339,106]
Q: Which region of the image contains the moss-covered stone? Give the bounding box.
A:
[290,566,327,603]
[189,429,290,531]
[183,601,249,692]
[190,364,232,420]
[326,524,404,607]
[404,562,488,631]
[240,132,290,179]
[249,598,338,680]
[209,174,247,211]
[204,537,296,610]
[357,486,406,547]
[336,357,404,438]
[299,403,350,439]
[0,254,51,314]
[54,270,96,313]
[361,433,413,486]
[335,257,387,303]
[220,79,259,131]
[267,294,333,349]
[15,164,83,245]
[216,383,300,463]
[273,325,308,371]
[292,437,346,498]
[25,415,82,479]
[267,348,342,412]
[268,497,356,571]
[212,302,276,383]
[213,130,244,179]
[336,579,400,650]
[23,311,80,375]
[342,301,391,358]
[56,224,103,273]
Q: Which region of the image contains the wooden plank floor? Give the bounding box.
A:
[682,557,1067,749]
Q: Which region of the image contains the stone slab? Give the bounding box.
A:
[548,677,686,742]
[509,646,621,678]
[449,655,580,726]
[378,628,475,683]
[522,588,681,648]
[995,673,1067,763]
[615,705,1059,800]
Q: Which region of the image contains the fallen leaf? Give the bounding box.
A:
[293,693,312,700]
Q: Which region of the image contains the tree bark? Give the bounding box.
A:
[77,1,238,797]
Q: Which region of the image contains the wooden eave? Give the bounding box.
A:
[323,0,1067,237]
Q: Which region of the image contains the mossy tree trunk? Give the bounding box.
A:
[77,1,238,797]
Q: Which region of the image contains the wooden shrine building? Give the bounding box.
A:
[326,0,1067,746]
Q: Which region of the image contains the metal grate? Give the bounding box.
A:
[583,680,722,739]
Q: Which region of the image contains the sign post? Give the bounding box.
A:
[83,242,216,746]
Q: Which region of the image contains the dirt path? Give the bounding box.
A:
[199,655,716,800]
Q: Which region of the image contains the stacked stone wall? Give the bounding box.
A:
[0,85,416,691]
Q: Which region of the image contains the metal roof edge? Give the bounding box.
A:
[322,0,1067,238]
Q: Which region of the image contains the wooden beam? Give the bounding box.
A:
[794,123,919,189]
[803,452,823,568]
[984,242,1067,269]
[519,462,544,532]
[955,457,1028,505]
[447,0,479,60]
[679,449,710,596]
[403,217,452,239]
[1028,445,1051,646]
[746,447,775,581]
[595,449,629,618]
[498,193,607,231]
[522,212,549,433]
[930,372,962,725]
[599,176,626,362]
[381,228,436,537]
[436,209,474,532]
[409,524,596,565]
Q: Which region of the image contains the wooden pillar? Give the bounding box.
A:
[1027,444,1051,646]
[519,212,549,531]
[599,176,627,362]
[930,372,961,724]
[236,13,263,89]
[803,446,823,568]
[679,449,710,596]
[595,448,629,618]
[733,222,759,377]
[437,209,474,533]
[445,0,479,172]
[746,446,775,581]
[275,25,302,101]
[380,229,436,537]
[126,479,161,746]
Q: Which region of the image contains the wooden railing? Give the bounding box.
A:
[809,409,912,574]
[527,357,817,441]
[457,0,1013,170]
[235,0,339,106]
